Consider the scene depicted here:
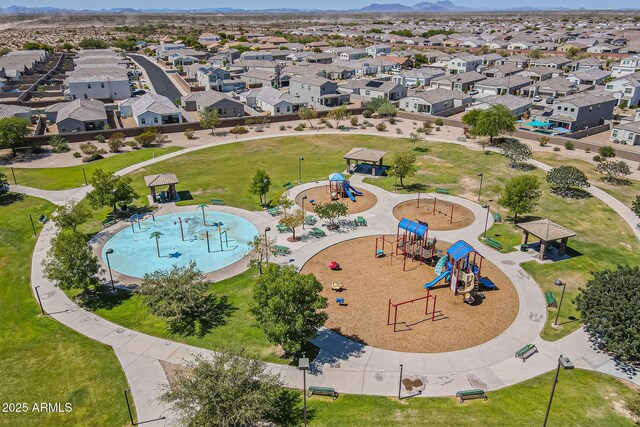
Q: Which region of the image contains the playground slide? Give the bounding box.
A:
[346,183,363,196]
[424,269,450,289]
[344,187,357,202]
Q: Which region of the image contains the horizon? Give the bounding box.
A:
[1,0,636,11]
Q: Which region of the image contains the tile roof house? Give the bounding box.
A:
[119,93,183,127]
[399,89,472,115]
[548,93,616,131]
[45,99,107,133]
[65,66,131,100]
[180,90,245,117]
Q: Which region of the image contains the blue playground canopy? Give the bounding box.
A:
[524,120,551,128]
[398,217,428,237]
[329,173,346,182]
[446,240,476,261]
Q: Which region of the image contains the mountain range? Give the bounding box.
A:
[0,1,636,14]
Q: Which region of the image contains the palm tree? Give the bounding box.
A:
[197,203,208,226]
[150,231,163,257]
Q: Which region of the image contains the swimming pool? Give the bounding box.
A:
[101,212,258,278]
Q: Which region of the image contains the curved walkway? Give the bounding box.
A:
[14,129,640,425]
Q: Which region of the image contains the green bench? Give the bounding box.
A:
[493,212,502,222]
[310,227,326,238]
[273,245,291,256]
[211,198,225,205]
[277,224,292,233]
[455,389,487,403]
[305,215,317,225]
[435,187,449,195]
[485,237,503,250]
[283,182,293,190]
[267,207,281,217]
[100,218,118,228]
[38,214,48,223]
[354,216,367,226]
[308,386,338,400]
[515,344,538,362]
[544,291,557,307]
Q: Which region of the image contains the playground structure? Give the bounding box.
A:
[387,288,437,332]
[327,173,364,203]
[417,193,458,225]
[424,240,497,304]
[375,218,438,271]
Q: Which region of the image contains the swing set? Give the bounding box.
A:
[387,288,437,332]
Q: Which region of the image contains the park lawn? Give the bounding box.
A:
[533,152,640,208]
[68,269,288,364]
[478,221,524,253]
[0,193,133,426]
[307,369,637,426]
[1,146,182,190]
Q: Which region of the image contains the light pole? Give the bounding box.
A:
[298,156,304,184]
[112,189,118,215]
[298,357,309,427]
[393,164,398,193]
[263,178,269,206]
[105,248,115,293]
[398,364,404,399]
[543,354,574,427]
[553,279,567,327]
[477,172,484,203]
[482,204,490,239]
[264,226,271,264]
[302,195,308,229]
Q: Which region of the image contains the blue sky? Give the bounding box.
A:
[5,0,630,9]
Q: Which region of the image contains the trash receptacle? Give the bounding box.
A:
[520,244,528,252]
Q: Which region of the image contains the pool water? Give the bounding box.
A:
[102,212,258,278]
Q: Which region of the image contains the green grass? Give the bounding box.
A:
[478,222,523,253]
[0,193,133,426]
[1,146,182,190]
[307,370,637,426]
[69,269,288,364]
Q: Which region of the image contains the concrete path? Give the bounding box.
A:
[8,184,90,205]
[12,130,640,425]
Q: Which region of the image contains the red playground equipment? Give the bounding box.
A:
[375,218,438,271]
[387,288,437,332]
[328,261,340,270]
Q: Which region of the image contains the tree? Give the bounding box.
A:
[327,105,348,128]
[388,151,417,187]
[461,108,483,128]
[471,105,516,144]
[52,200,90,231]
[498,174,541,223]
[277,191,294,218]
[107,132,125,153]
[595,160,631,183]
[87,169,139,214]
[0,117,30,156]
[632,195,640,218]
[576,266,640,361]
[139,262,234,337]
[245,234,277,274]
[279,208,305,241]
[42,229,103,291]
[545,166,590,197]
[49,135,70,153]
[79,38,108,49]
[377,101,397,118]
[199,108,221,135]
[249,169,271,206]
[598,146,616,158]
[0,171,8,190]
[251,264,328,356]
[500,139,532,167]
[150,231,163,257]
[314,201,348,229]
[161,347,301,426]
[298,106,317,129]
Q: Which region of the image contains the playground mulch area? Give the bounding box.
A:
[393,199,476,231]
[300,236,519,353]
[295,185,378,215]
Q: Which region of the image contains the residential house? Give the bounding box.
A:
[240,51,273,62]
[517,66,558,82]
[611,55,640,77]
[340,79,407,101]
[466,94,532,117]
[604,73,640,107]
[0,104,32,121]
[431,71,486,92]
[0,50,48,80]
[392,69,445,87]
[119,93,182,127]
[304,41,331,51]
[240,69,280,88]
[496,54,529,69]
[482,64,521,78]
[446,53,483,75]
[288,75,350,108]
[474,75,533,95]
[365,44,392,57]
[548,93,616,131]
[522,77,579,98]
[180,91,245,117]
[155,42,186,58]
[566,69,611,86]
[198,33,221,44]
[574,57,603,71]
[65,66,131,100]
[529,56,572,70]
[45,99,107,133]
[239,86,306,115]
[399,89,472,114]
[339,50,369,61]
[610,121,640,145]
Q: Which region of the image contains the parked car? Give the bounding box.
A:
[132,89,146,96]
[469,89,479,95]
[546,96,555,104]
[533,95,542,102]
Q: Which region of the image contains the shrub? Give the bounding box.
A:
[107,134,124,153]
[388,117,396,125]
[82,153,103,162]
[376,122,387,132]
[434,118,443,126]
[127,140,140,149]
[585,147,591,153]
[396,127,402,134]
[50,135,70,153]
[95,134,105,143]
[294,124,305,131]
[553,147,561,152]
[229,125,249,135]
[564,140,575,150]
[350,115,359,126]
[279,125,286,131]
[79,142,98,156]
[362,109,373,118]
[183,128,195,140]
[598,145,615,158]
[592,154,602,162]
[435,126,441,131]
[72,152,81,158]
[135,130,156,147]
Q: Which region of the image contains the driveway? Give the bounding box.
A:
[128,54,182,101]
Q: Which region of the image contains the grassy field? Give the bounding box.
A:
[1,146,182,190]
[0,193,133,426]
[307,370,637,426]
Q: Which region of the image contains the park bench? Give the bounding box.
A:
[101,218,117,228]
[267,207,281,217]
[38,214,48,223]
[515,344,538,362]
[456,136,467,142]
[435,187,449,195]
[355,216,367,226]
[210,198,225,205]
[308,386,338,399]
[305,215,317,225]
[493,212,502,223]
[273,245,291,256]
[310,227,326,238]
[277,224,292,233]
[485,237,503,250]
[283,182,293,190]
[544,291,557,307]
[455,389,487,403]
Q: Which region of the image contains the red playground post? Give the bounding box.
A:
[387,289,437,332]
